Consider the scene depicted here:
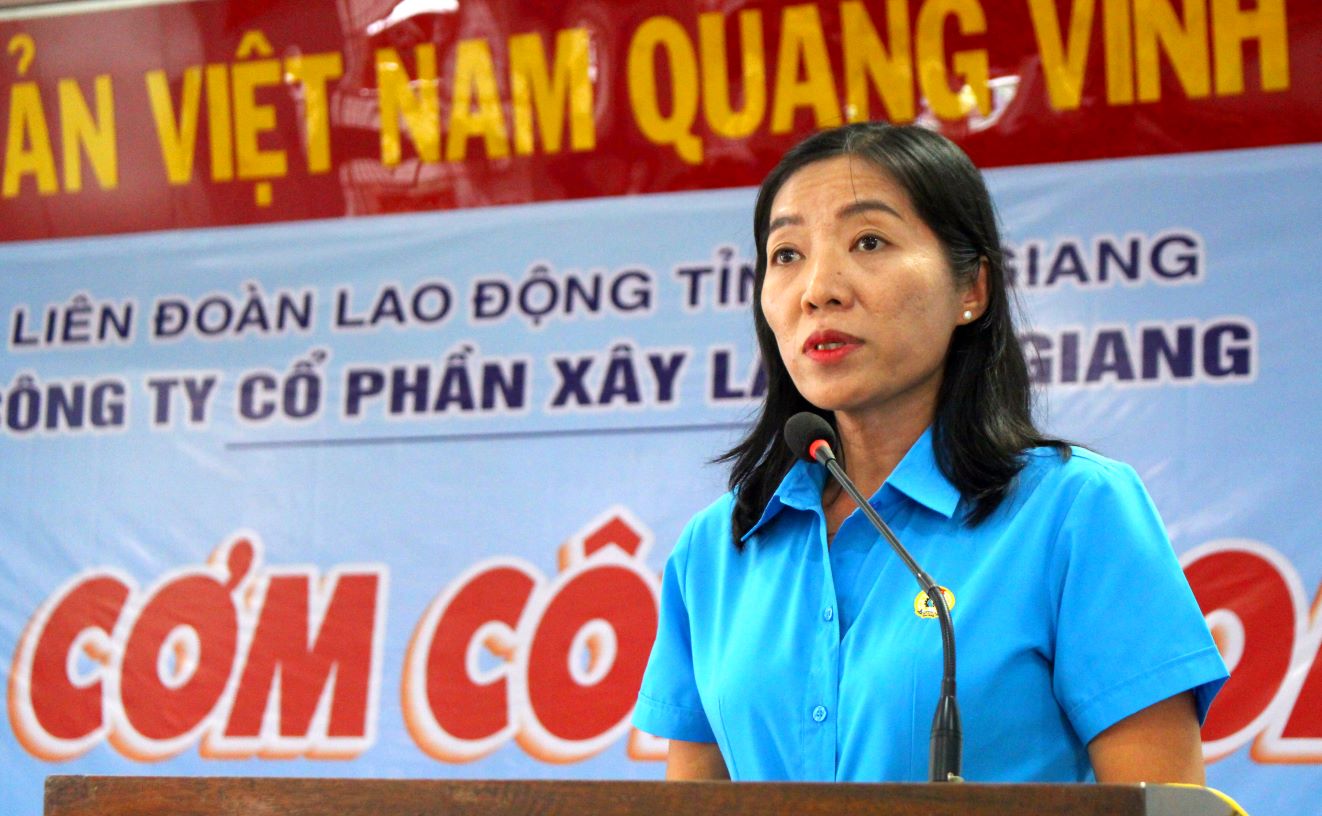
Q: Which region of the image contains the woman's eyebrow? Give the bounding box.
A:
[768,199,903,237]
[767,214,803,236]
[838,199,903,221]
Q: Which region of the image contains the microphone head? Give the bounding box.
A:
[784,412,837,463]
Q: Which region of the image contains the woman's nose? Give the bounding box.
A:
[801,251,852,312]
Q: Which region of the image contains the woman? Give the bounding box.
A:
[632,123,1227,783]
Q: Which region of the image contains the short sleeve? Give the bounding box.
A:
[1049,461,1228,745]
[632,520,717,743]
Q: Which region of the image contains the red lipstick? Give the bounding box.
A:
[802,330,862,363]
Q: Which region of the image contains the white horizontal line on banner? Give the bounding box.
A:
[0,0,201,21]
[225,421,752,450]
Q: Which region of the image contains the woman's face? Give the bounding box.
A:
[759,155,983,423]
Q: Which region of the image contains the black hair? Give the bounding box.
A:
[717,122,1070,547]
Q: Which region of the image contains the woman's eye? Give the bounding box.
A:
[855,234,885,252]
[771,247,800,265]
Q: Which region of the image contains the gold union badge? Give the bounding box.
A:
[913,586,956,619]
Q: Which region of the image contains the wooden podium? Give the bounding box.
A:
[45,776,1238,816]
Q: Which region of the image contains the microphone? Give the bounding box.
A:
[784,412,962,783]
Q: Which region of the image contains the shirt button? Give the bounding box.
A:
[812,705,828,723]
[823,607,834,622]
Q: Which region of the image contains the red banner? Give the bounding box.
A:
[1,0,1318,241]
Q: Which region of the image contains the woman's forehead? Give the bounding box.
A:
[769,155,914,224]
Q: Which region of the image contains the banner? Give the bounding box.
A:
[2,2,1320,815]
[1,0,1319,239]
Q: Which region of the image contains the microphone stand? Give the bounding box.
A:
[811,445,963,783]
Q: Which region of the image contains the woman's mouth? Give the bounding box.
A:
[803,331,862,362]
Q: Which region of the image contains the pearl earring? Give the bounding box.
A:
[962,309,973,321]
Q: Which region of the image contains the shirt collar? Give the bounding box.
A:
[740,426,962,543]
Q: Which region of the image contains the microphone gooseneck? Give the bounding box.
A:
[784,411,963,783]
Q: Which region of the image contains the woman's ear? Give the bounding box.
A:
[960,258,989,322]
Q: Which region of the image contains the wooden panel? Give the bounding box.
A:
[45,776,1147,816]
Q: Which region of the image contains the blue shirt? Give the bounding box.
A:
[632,429,1228,781]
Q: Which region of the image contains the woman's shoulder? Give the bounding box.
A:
[1016,443,1148,504]
[677,491,738,551]
[682,490,735,524]
[1007,445,1168,562]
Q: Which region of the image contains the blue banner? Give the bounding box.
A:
[3,143,1321,815]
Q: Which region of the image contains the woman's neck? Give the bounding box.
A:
[832,402,933,501]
